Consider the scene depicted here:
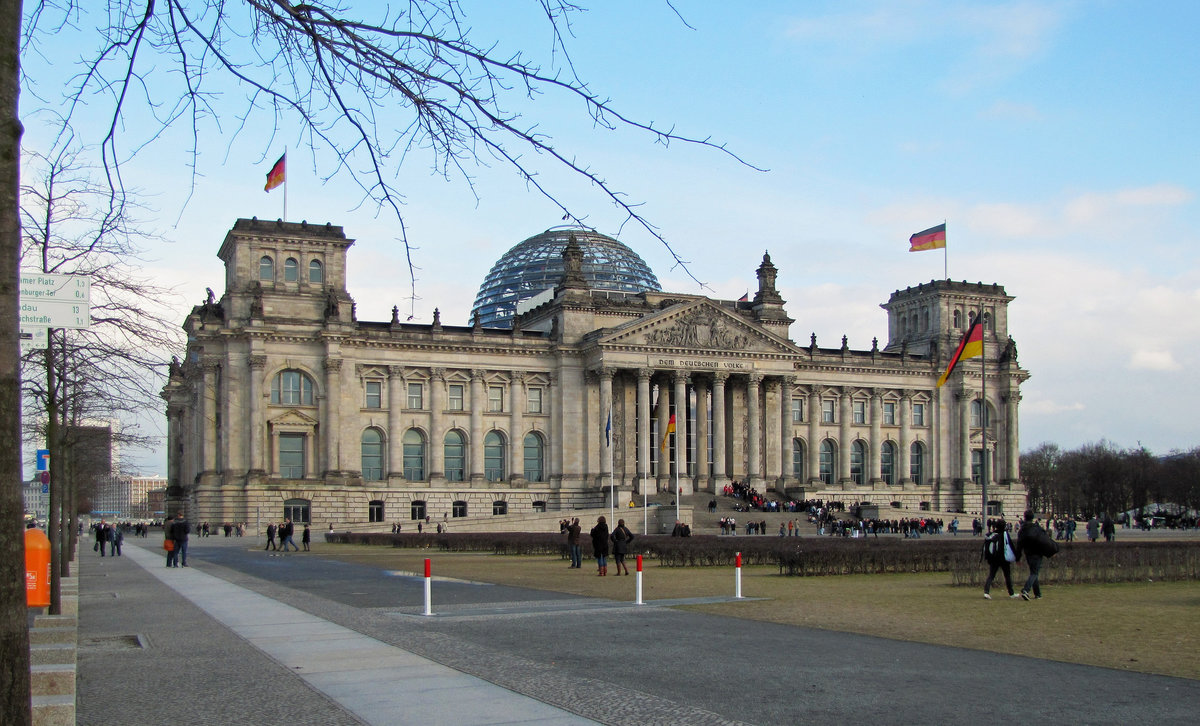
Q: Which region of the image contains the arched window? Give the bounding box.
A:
[259,255,274,281]
[444,430,466,482]
[910,442,925,484]
[523,432,544,482]
[402,429,426,480]
[368,499,385,522]
[361,428,384,481]
[850,440,866,486]
[819,439,836,485]
[881,441,896,486]
[953,309,962,328]
[271,370,314,405]
[284,257,299,282]
[283,498,310,524]
[309,259,324,283]
[452,500,468,518]
[792,438,805,478]
[484,431,506,482]
[971,400,994,428]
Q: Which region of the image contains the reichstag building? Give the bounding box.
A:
[163,218,1030,528]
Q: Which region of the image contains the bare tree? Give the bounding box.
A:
[18,136,185,612]
[5,3,756,721]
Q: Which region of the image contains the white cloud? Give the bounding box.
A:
[1023,399,1086,415]
[979,100,1043,122]
[1128,349,1182,372]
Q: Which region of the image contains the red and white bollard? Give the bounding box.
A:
[635,554,644,605]
[735,551,743,599]
[423,558,433,616]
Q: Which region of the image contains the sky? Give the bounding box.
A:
[19,0,1200,476]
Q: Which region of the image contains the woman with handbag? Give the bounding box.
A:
[981,519,1017,600]
[610,519,635,575]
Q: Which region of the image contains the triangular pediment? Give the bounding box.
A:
[268,409,320,427]
[599,300,800,355]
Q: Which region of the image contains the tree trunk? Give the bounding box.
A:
[0,0,32,721]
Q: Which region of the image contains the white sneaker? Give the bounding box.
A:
[983,593,992,600]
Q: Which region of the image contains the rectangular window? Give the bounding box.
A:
[883,402,895,425]
[488,385,504,412]
[407,382,423,410]
[790,397,803,423]
[821,400,835,423]
[368,501,384,523]
[448,384,464,411]
[527,387,543,414]
[279,433,305,478]
[365,380,382,409]
[853,401,866,424]
[912,403,926,426]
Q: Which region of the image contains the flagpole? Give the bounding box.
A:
[980,304,988,520]
[608,411,614,527]
[283,146,288,222]
[943,219,948,280]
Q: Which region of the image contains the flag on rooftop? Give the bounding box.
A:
[909,223,946,252]
[265,153,286,192]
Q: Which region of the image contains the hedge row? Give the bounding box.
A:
[325,532,1199,584]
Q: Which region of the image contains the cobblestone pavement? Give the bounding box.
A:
[79,535,1200,725]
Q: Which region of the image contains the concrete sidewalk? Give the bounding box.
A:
[77,538,597,725]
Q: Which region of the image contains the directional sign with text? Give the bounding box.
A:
[19,272,91,329]
[19,326,48,354]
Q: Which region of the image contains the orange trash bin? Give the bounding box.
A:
[25,528,51,607]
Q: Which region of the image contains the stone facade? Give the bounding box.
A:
[162,219,1030,528]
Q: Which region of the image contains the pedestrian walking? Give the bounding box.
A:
[981,520,1016,599]
[170,511,190,567]
[1016,510,1057,600]
[111,525,124,557]
[610,519,634,575]
[280,518,299,552]
[302,524,311,551]
[590,515,610,576]
[265,522,278,551]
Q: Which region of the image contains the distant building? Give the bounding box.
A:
[164,218,1030,528]
[22,478,49,523]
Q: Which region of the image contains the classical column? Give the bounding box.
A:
[695,377,710,491]
[1005,391,1021,483]
[248,355,267,474]
[470,369,485,483]
[807,388,820,483]
[509,371,524,482]
[712,372,728,487]
[222,348,244,476]
[430,368,445,480]
[899,390,913,485]
[201,358,219,474]
[637,368,652,493]
[674,371,689,494]
[655,377,670,487]
[838,386,852,483]
[747,373,762,487]
[549,371,561,486]
[323,357,343,475]
[779,377,793,488]
[598,369,614,484]
[959,388,973,481]
[869,389,883,483]
[763,378,781,486]
[387,366,404,478]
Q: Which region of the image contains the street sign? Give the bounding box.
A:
[19,273,90,302]
[36,449,49,471]
[19,299,90,329]
[19,272,90,329]
[40,472,49,485]
[19,327,48,354]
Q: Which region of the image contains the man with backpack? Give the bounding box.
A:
[1016,510,1058,600]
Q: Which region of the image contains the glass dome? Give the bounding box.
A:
[471,227,661,328]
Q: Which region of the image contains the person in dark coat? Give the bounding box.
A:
[264,522,278,551]
[301,524,311,551]
[1015,511,1045,600]
[981,519,1016,599]
[566,518,582,568]
[170,512,190,567]
[610,519,635,575]
[590,516,610,576]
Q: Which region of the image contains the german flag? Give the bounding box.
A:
[264,153,286,192]
[909,223,946,252]
[937,318,982,387]
[660,414,676,452]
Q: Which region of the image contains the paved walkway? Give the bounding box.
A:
[77,539,597,725]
